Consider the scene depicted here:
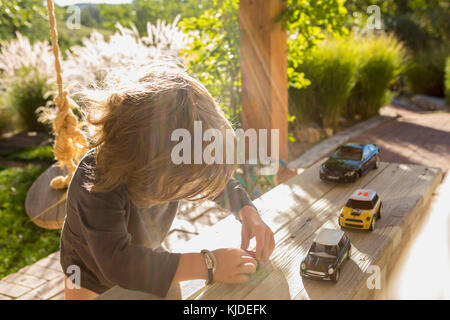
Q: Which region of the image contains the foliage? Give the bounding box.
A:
[345,0,450,51]
[1,66,54,132]
[346,34,406,119]
[0,146,54,162]
[0,32,55,78]
[0,33,56,132]
[98,4,136,30]
[132,0,214,35]
[64,19,189,89]
[345,1,449,99]
[0,104,14,136]
[0,165,61,278]
[406,45,449,97]
[0,0,46,41]
[180,0,349,124]
[290,34,407,129]
[180,0,240,122]
[283,0,349,90]
[78,4,101,29]
[289,38,358,130]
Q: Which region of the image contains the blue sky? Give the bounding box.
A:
[54,0,132,5]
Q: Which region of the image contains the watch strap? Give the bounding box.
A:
[201,249,216,285]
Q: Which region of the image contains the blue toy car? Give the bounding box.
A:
[320,143,380,182]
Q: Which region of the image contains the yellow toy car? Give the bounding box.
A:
[339,189,382,231]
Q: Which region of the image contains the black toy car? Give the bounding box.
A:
[300,228,351,282]
[320,143,380,182]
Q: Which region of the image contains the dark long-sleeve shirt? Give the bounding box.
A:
[60,150,255,297]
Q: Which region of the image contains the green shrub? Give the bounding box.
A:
[0,146,54,162]
[1,66,54,132]
[346,35,406,119]
[406,45,449,97]
[0,104,15,136]
[289,39,359,130]
[0,165,61,278]
[446,57,450,105]
[290,35,407,129]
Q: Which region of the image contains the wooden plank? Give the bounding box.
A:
[242,163,440,300]
[239,0,288,163]
[296,164,441,300]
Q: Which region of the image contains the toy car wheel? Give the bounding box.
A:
[369,217,376,231]
[377,204,382,219]
[332,268,340,282]
[347,245,351,260]
[353,171,361,182]
[374,155,380,169]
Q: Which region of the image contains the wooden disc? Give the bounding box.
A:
[25,164,67,230]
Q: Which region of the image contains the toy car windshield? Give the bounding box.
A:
[332,147,362,161]
[346,199,375,210]
[309,243,337,257]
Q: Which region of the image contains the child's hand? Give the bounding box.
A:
[239,206,275,263]
[212,248,257,284]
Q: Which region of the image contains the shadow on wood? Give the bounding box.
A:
[96,282,182,300]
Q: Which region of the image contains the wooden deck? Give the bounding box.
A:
[98,159,442,300]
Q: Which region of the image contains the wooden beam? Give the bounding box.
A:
[239,0,288,167]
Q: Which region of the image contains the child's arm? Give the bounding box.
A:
[212,177,257,220]
[173,249,258,284]
[212,178,275,262]
[172,253,208,282]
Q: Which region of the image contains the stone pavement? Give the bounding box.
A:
[0,251,64,300]
[352,105,450,174]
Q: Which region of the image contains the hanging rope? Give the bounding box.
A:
[46,0,88,189]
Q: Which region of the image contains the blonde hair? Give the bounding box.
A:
[83,64,235,207]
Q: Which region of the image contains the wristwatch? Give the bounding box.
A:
[201,249,217,285]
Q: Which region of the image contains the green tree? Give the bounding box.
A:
[80,4,101,28]
[98,4,136,30]
[132,0,214,35]
[283,0,349,90]
[345,0,450,50]
[180,0,241,122]
[0,0,46,41]
[180,0,349,123]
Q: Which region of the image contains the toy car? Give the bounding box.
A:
[320,143,380,182]
[339,189,382,231]
[300,228,351,282]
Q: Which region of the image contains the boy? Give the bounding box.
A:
[61,65,275,299]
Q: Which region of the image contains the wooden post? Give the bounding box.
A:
[239,0,290,182]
